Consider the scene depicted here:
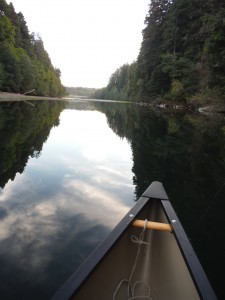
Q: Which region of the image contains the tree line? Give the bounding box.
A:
[66,87,97,98]
[92,0,225,104]
[0,0,66,97]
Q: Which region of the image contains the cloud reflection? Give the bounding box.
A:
[0,164,132,271]
[0,109,135,299]
[64,179,130,227]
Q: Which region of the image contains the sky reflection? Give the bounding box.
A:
[0,108,134,299]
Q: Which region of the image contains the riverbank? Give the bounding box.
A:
[1,91,225,114]
[0,92,66,102]
[136,99,225,114]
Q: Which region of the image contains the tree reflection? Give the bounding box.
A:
[0,100,65,188]
[95,101,225,299]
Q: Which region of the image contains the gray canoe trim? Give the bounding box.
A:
[142,181,169,200]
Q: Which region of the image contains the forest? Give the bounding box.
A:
[92,0,225,105]
[66,87,97,98]
[0,0,65,97]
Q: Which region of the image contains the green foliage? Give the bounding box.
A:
[66,87,97,97]
[32,37,52,68]
[170,79,184,99]
[0,63,4,88]
[0,15,15,44]
[94,0,225,104]
[16,47,35,92]
[92,62,140,101]
[0,0,65,97]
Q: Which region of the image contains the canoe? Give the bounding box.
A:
[52,181,217,300]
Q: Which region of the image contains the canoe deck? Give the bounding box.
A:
[52,182,217,300]
[69,200,200,300]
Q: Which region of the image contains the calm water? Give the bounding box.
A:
[0,100,224,299]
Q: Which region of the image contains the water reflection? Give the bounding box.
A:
[0,99,224,299]
[0,103,134,299]
[0,100,65,188]
[97,103,225,299]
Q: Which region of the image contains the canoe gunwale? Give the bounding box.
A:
[161,199,217,300]
[51,181,217,300]
[51,195,150,300]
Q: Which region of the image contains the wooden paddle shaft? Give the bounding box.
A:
[133,219,172,232]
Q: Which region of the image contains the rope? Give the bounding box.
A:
[113,219,153,300]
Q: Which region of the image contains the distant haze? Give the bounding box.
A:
[7,0,149,88]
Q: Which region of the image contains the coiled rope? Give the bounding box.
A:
[113,219,153,300]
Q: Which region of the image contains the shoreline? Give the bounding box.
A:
[1,92,225,114]
[136,100,225,114]
[0,92,66,102]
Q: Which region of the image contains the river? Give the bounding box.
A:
[0,99,224,299]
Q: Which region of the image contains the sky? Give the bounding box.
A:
[7,0,149,88]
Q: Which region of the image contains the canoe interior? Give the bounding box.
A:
[70,199,200,300]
